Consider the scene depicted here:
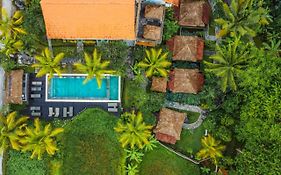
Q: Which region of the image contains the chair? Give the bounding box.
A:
[31,111,41,117]
[48,107,54,117]
[63,107,67,118]
[108,103,118,108]
[31,87,42,91]
[108,108,118,112]
[30,106,40,111]
[68,106,73,117]
[54,108,60,117]
[30,94,41,98]
[31,81,42,86]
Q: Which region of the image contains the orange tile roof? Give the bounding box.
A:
[41,0,136,40]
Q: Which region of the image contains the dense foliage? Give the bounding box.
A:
[5,149,48,175]
[163,7,179,41]
[60,108,126,175]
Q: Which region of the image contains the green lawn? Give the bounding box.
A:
[139,144,200,175]
[60,108,126,175]
[173,125,206,154]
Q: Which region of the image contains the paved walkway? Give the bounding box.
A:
[164,101,207,130]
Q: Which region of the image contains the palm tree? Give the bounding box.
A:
[197,135,225,171]
[20,118,64,160]
[73,48,115,87]
[32,48,65,80]
[204,36,252,92]
[0,35,24,56]
[0,8,27,38]
[114,111,153,149]
[215,0,271,38]
[0,111,29,152]
[137,48,171,78]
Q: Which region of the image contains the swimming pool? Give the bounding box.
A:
[45,74,121,102]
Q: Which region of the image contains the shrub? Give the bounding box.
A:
[5,149,48,175]
[163,7,179,41]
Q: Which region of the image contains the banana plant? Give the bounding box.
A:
[0,36,24,56]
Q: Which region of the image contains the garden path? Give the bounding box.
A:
[164,101,207,130]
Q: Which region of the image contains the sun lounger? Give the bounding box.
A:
[48,107,54,117]
[30,106,41,111]
[54,108,60,117]
[108,103,118,108]
[63,107,67,117]
[31,87,42,91]
[31,81,42,86]
[68,106,73,117]
[30,94,41,98]
[31,111,41,117]
[108,107,118,112]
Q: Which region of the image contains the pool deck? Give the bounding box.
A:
[22,74,120,120]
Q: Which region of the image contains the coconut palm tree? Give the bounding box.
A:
[0,111,29,152]
[32,48,65,80]
[0,8,27,38]
[0,35,24,56]
[114,111,153,149]
[197,135,225,171]
[204,36,253,92]
[20,118,64,160]
[73,48,115,87]
[137,48,171,78]
[215,0,271,38]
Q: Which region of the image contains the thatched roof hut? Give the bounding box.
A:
[167,35,204,61]
[143,25,162,41]
[151,77,167,93]
[179,0,211,27]
[5,70,24,104]
[154,108,186,144]
[168,68,204,94]
[144,5,165,21]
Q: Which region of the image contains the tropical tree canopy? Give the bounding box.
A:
[20,118,64,160]
[32,48,65,80]
[137,48,171,78]
[204,36,253,92]
[0,111,29,152]
[73,48,115,87]
[0,8,27,38]
[0,35,24,56]
[197,134,225,165]
[114,111,153,149]
[215,0,271,38]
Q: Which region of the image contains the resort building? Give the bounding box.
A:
[41,0,166,46]
[167,35,204,62]
[154,108,186,144]
[168,68,204,94]
[178,0,211,28]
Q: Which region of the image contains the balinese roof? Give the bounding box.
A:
[5,70,23,104]
[40,0,136,40]
[165,0,180,6]
[168,68,204,94]
[154,108,186,144]
[179,0,210,27]
[143,25,162,41]
[144,5,165,21]
[167,35,204,61]
[151,77,167,93]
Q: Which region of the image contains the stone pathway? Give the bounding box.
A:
[164,101,207,130]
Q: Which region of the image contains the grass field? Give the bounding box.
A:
[60,108,126,175]
[139,144,200,175]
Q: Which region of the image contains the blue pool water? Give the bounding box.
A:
[49,76,119,100]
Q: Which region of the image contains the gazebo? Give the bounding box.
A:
[178,0,211,28]
[143,25,162,41]
[167,35,204,62]
[145,5,165,21]
[154,108,186,144]
[4,70,28,104]
[168,68,204,94]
